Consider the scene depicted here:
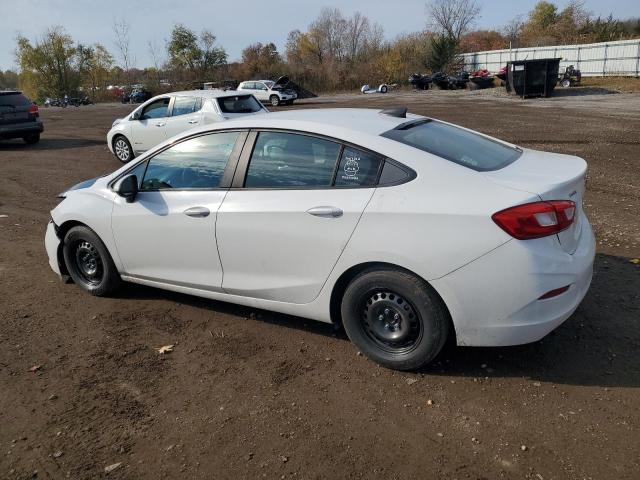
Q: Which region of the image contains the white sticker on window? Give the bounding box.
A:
[342,156,360,181]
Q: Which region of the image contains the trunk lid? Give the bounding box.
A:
[484,148,587,254]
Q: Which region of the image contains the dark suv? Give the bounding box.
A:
[0,91,44,144]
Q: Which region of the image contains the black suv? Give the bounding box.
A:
[0,91,44,144]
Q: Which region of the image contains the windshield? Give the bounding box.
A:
[381,119,521,171]
[217,95,263,114]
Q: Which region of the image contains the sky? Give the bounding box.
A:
[1,0,638,70]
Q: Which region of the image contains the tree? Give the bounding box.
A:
[15,26,79,98]
[459,30,506,52]
[113,18,134,85]
[241,42,283,79]
[426,34,460,72]
[0,70,19,90]
[167,24,227,83]
[80,44,114,98]
[426,0,481,41]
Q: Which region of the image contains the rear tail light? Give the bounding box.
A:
[492,200,576,240]
[28,103,39,116]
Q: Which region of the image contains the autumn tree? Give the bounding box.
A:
[241,42,283,79]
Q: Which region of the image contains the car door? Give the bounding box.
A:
[111,130,246,290]
[129,97,171,153]
[164,96,203,139]
[254,82,270,101]
[216,131,383,304]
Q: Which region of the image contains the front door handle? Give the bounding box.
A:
[183,206,210,218]
[188,119,199,124]
[155,122,166,127]
[306,206,343,218]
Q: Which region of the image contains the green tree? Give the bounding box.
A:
[167,24,227,83]
[426,34,460,72]
[15,26,79,98]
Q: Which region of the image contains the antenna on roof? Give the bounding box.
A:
[380,107,407,118]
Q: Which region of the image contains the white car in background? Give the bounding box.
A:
[47,108,595,371]
[107,90,267,162]
[237,76,297,106]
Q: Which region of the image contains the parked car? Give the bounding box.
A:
[0,91,43,144]
[122,88,152,104]
[48,107,595,371]
[107,90,268,162]
[237,76,297,106]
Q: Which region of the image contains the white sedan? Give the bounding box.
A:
[46,108,595,370]
[107,90,267,163]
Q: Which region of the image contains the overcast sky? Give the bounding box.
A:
[1,0,638,70]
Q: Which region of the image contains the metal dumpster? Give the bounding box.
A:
[506,58,561,98]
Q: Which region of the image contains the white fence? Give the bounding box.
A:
[460,39,640,76]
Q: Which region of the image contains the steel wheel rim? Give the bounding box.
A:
[115,139,130,161]
[271,97,279,106]
[360,290,423,354]
[74,240,103,285]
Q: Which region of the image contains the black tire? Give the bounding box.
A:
[560,79,571,88]
[380,85,388,93]
[23,133,40,144]
[63,226,121,296]
[113,135,134,163]
[269,95,280,107]
[341,268,450,371]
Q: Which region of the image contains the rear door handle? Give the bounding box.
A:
[183,206,210,218]
[188,119,199,124]
[155,122,166,127]
[306,206,343,218]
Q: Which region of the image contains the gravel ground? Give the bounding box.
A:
[1,88,639,479]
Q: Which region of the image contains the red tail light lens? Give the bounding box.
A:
[492,200,576,240]
[28,103,39,116]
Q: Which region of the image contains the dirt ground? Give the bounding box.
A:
[1,88,639,480]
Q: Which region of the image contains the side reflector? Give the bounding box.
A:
[538,285,570,300]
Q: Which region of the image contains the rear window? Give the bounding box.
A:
[0,93,30,107]
[381,119,521,171]
[218,95,263,114]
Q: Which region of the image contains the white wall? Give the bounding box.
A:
[461,39,640,76]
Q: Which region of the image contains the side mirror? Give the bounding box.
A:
[131,110,141,120]
[117,174,138,203]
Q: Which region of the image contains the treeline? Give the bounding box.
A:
[10,0,640,100]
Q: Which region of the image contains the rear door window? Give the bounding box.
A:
[334,147,383,187]
[171,96,200,116]
[381,119,521,171]
[141,132,240,190]
[245,132,340,188]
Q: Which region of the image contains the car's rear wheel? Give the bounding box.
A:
[113,135,133,163]
[341,268,450,371]
[23,133,40,144]
[560,79,571,88]
[270,95,280,107]
[63,226,121,296]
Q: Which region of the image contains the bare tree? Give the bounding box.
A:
[147,39,163,86]
[113,18,134,85]
[426,0,481,40]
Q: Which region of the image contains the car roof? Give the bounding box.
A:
[222,108,423,136]
[158,89,253,99]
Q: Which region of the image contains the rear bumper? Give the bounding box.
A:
[0,120,43,139]
[432,213,596,347]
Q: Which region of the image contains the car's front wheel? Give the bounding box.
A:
[113,135,133,163]
[341,268,450,371]
[269,95,280,107]
[63,226,121,296]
